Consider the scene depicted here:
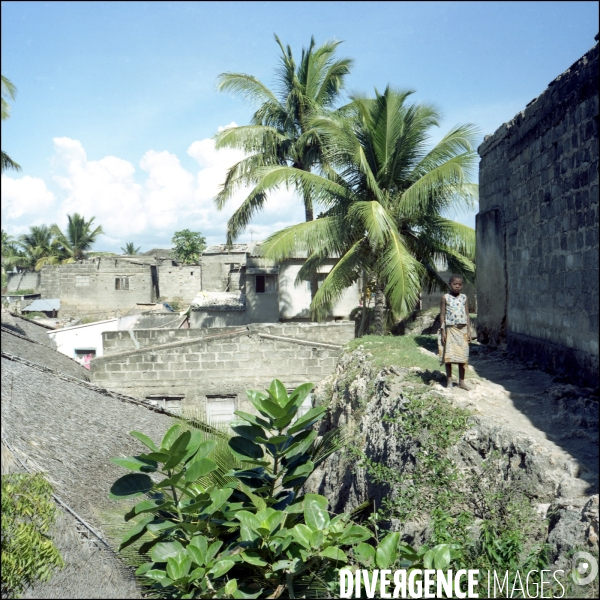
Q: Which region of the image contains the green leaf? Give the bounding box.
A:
[340,524,371,544]
[204,488,234,514]
[130,431,158,452]
[163,451,188,471]
[234,410,271,429]
[167,553,192,580]
[304,494,330,530]
[310,529,324,549]
[135,562,154,576]
[109,473,153,499]
[111,456,157,473]
[288,406,327,434]
[354,542,376,565]
[225,579,238,595]
[209,559,234,578]
[188,566,206,581]
[144,569,173,585]
[233,588,262,599]
[185,458,217,482]
[272,559,292,571]
[282,430,318,459]
[269,379,288,406]
[320,547,348,562]
[261,398,286,418]
[292,524,312,549]
[433,544,452,570]
[120,516,153,550]
[284,382,313,411]
[125,499,165,521]
[282,460,314,485]
[188,536,208,565]
[168,430,191,457]
[205,540,223,565]
[151,541,184,563]
[241,551,268,566]
[161,423,182,450]
[230,422,267,443]
[376,532,400,569]
[423,549,434,570]
[147,521,175,534]
[228,437,264,461]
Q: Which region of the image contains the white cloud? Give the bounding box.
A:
[1,129,305,251]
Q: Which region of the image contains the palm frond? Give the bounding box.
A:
[216,73,279,106]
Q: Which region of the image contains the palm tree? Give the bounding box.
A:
[214,35,352,299]
[121,242,140,255]
[1,75,21,172]
[50,213,104,261]
[259,87,478,335]
[2,225,64,271]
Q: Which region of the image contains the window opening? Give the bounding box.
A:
[146,394,184,414]
[205,395,236,427]
[255,274,277,294]
[115,276,130,290]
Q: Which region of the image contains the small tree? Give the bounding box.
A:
[121,242,141,255]
[171,230,206,265]
[2,473,64,597]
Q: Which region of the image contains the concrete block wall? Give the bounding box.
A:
[477,42,598,385]
[40,259,154,314]
[91,328,344,415]
[102,321,355,356]
[6,271,41,293]
[157,265,201,304]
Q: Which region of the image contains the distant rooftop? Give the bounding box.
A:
[191,291,246,311]
[22,298,60,312]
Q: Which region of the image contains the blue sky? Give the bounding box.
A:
[2,1,598,252]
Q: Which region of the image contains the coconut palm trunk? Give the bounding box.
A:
[373,281,386,336]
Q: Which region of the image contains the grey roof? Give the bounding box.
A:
[22,298,60,312]
[1,312,56,347]
[1,328,90,380]
[141,248,174,259]
[2,350,175,597]
[191,291,246,311]
[131,313,187,329]
[203,244,248,255]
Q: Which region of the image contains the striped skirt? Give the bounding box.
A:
[438,324,469,366]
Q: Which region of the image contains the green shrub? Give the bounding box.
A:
[1,473,64,598]
[111,380,458,598]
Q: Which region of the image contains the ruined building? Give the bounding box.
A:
[477,40,598,386]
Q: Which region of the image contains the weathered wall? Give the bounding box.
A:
[6,271,41,292]
[157,265,201,304]
[477,42,598,385]
[91,324,350,415]
[102,321,355,356]
[40,259,154,314]
[200,251,247,292]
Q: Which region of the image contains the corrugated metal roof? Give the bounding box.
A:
[21,298,61,312]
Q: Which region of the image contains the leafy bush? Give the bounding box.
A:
[111,380,455,598]
[1,473,64,598]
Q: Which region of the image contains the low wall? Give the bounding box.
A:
[6,271,41,293]
[102,321,355,356]
[91,326,346,415]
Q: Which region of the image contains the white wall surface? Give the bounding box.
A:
[48,318,119,360]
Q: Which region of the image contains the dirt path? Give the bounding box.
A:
[426,344,599,499]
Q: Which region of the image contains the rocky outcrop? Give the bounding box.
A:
[308,347,599,566]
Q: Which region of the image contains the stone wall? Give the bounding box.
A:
[91,325,349,415]
[477,42,598,386]
[102,321,355,356]
[157,265,201,304]
[40,259,154,314]
[6,271,41,293]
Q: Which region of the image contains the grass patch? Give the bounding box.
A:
[347,334,441,372]
[21,311,47,319]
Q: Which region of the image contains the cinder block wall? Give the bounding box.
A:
[102,321,355,356]
[476,42,598,385]
[6,271,41,292]
[157,265,201,304]
[91,328,344,414]
[40,259,153,314]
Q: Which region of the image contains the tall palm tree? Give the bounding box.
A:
[50,213,104,261]
[1,75,21,172]
[259,87,478,335]
[214,35,353,300]
[2,225,64,271]
[121,242,140,255]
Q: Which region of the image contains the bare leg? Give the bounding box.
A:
[458,364,470,390]
[445,364,453,387]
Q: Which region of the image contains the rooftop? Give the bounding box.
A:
[191,291,246,311]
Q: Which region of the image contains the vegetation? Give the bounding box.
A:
[215,35,352,299]
[1,473,64,598]
[260,87,477,333]
[2,215,104,271]
[171,230,206,265]
[121,242,141,255]
[1,75,21,172]
[111,380,459,598]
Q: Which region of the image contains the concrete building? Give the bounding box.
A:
[476,40,598,386]
[191,244,360,327]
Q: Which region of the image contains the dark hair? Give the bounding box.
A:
[449,274,464,284]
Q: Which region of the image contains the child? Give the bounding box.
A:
[438,275,472,390]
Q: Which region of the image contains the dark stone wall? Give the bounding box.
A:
[477,42,599,386]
